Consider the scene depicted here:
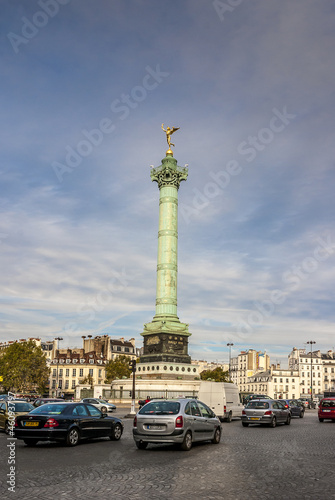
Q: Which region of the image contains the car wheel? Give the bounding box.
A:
[101,406,107,412]
[269,417,276,428]
[285,414,291,425]
[4,421,10,434]
[319,418,324,422]
[242,422,249,427]
[226,412,232,423]
[181,431,192,451]
[66,427,80,446]
[110,423,122,441]
[212,427,221,444]
[24,439,38,447]
[135,440,148,450]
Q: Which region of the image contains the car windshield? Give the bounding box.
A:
[247,401,269,409]
[321,400,335,408]
[139,401,180,415]
[9,402,33,412]
[29,404,67,415]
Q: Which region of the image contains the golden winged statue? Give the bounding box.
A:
[162,123,180,149]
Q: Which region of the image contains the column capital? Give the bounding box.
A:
[150,156,188,189]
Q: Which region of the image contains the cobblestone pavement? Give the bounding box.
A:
[0,410,333,500]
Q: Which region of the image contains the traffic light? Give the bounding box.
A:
[129,359,136,373]
[129,391,132,397]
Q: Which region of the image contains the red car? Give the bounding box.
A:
[318,398,335,422]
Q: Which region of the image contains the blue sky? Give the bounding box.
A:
[1,0,335,367]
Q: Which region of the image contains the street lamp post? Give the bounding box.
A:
[55,337,63,397]
[307,340,316,408]
[227,343,234,381]
[129,359,136,415]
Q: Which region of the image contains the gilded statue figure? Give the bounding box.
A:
[161,123,180,149]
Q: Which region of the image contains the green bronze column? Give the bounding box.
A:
[140,126,192,364]
[152,155,184,321]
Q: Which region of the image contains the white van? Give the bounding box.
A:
[197,381,243,422]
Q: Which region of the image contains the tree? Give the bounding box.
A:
[0,340,50,393]
[200,367,230,382]
[105,355,135,382]
[81,374,94,388]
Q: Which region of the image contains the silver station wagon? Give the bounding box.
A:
[242,399,291,427]
[133,398,222,451]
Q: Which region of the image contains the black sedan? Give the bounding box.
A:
[15,402,123,447]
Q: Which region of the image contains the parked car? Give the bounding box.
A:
[33,398,64,407]
[278,399,304,418]
[80,398,116,412]
[15,402,123,446]
[0,400,34,433]
[242,399,291,427]
[133,398,222,451]
[318,398,335,422]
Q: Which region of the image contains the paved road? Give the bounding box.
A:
[0,409,333,500]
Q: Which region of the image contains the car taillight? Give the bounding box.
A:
[133,416,137,427]
[175,415,183,428]
[242,410,246,415]
[264,411,272,415]
[14,418,18,428]
[43,418,59,428]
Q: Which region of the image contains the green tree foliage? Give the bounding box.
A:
[0,340,50,393]
[105,355,135,382]
[200,367,230,382]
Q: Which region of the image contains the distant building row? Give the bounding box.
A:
[1,337,334,400]
[230,347,335,399]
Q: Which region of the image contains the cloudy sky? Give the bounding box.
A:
[1,0,335,367]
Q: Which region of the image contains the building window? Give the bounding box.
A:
[89,369,93,376]
[52,380,56,389]
[59,369,63,377]
[79,368,83,377]
[72,380,76,389]
[66,369,69,377]
[99,369,102,377]
[65,380,69,389]
[72,369,76,377]
[53,369,56,377]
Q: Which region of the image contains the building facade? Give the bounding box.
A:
[230,349,270,393]
[288,347,335,398]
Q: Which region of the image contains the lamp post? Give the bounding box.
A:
[55,337,63,397]
[307,340,316,408]
[227,343,234,381]
[129,359,136,415]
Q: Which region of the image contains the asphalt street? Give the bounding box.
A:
[0,409,333,500]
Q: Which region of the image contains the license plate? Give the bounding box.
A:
[250,417,260,421]
[146,425,163,430]
[24,421,39,427]
[323,410,331,412]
